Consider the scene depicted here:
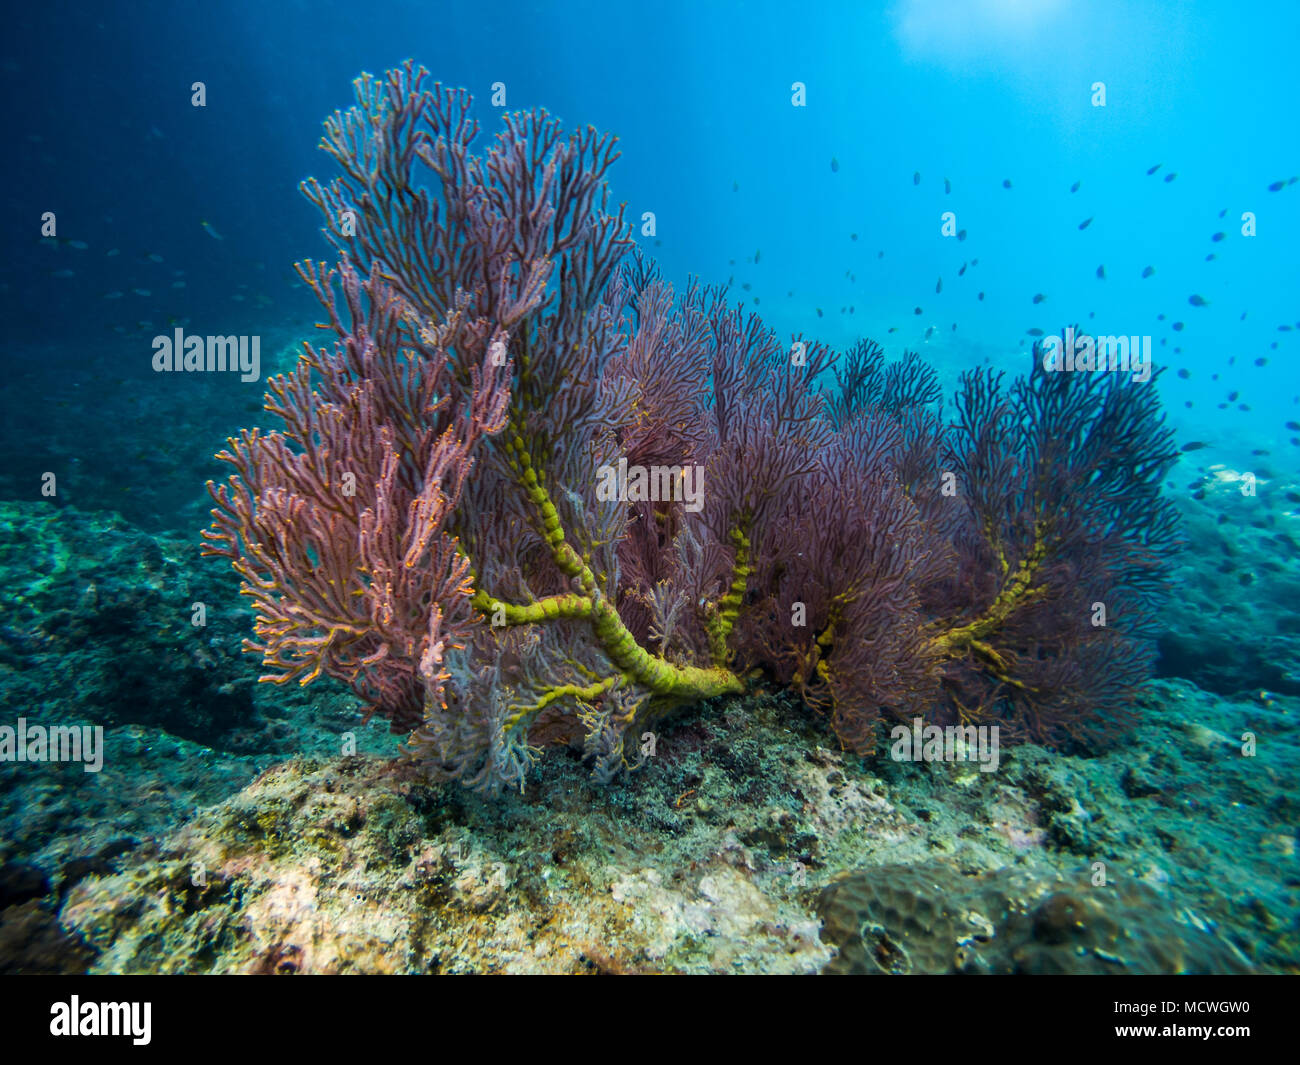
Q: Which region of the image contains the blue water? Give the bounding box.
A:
[7,2,1297,395]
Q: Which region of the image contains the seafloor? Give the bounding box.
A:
[0,457,1297,974]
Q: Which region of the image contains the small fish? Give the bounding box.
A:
[1268,180,1286,192]
[850,232,857,240]
[913,171,921,185]
[1211,232,1224,242]
[1147,163,1161,175]
[1027,328,1044,337]
[1181,441,1210,452]
[1142,266,1155,278]
[914,307,923,315]
[1189,293,1209,307]
[754,249,760,263]
[1286,422,1300,431]
[830,157,839,173]
[1206,253,1217,261]
[1172,322,1184,331]
[1070,180,1080,193]
[1096,264,1106,280]
[51,268,74,278]
[925,326,935,339]
[732,180,739,192]
[944,177,951,194]
[1219,208,1227,218]
[1158,313,1166,320]
[958,263,967,277]
[103,290,123,299]
[133,288,151,296]
[106,248,120,257]
[1228,391,1239,402]
[936,277,943,294]
[1252,449,1269,456]
[878,250,884,258]
[200,220,224,240]
[67,240,88,250]
[971,258,979,266]
[1177,368,1190,379]
[978,292,985,301]
[1255,358,1267,366]
[816,308,823,318]
[1078,217,1093,230]
[957,229,967,241]
[1032,293,1045,304]
[171,280,186,288]
[1164,172,1177,182]
[1002,179,1012,189]
[146,252,164,262]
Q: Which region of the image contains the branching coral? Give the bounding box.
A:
[204,63,1180,792]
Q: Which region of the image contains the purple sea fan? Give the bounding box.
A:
[737,409,948,753]
[922,334,1181,748]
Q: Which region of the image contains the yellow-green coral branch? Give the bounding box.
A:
[707,523,752,664]
[505,675,621,731]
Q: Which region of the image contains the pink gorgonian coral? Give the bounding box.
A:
[203,63,1180,793]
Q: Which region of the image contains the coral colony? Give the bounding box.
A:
[203,62,1180,794]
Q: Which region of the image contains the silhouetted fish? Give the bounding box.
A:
[1079,217,1093,230]
[1173,322,1184,331]
[978,292,985,301]
[913,171,921,185]
[1032,293,1045,304]
[1096,265,1106,279]
[914,307,923,314]
[1142,266,1155,278]
[1147,164,1161,175]
[1211,232,1224,241]
[1070,180,1080,192]
[957,229,967,241]
[944,177,951,194]
[1181,442,1210,452]
[1002,178,1012,189]
[936,277,943,293]
[831,157,839,173]
[1189,294,1209,306]
[1164,172,1177,182]
[1027,328,1044,336]
[958,263,966,276]
[1177,368,1190,379]
[1268,180,1286,191]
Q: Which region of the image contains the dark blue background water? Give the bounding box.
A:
[2,0,1298,529]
